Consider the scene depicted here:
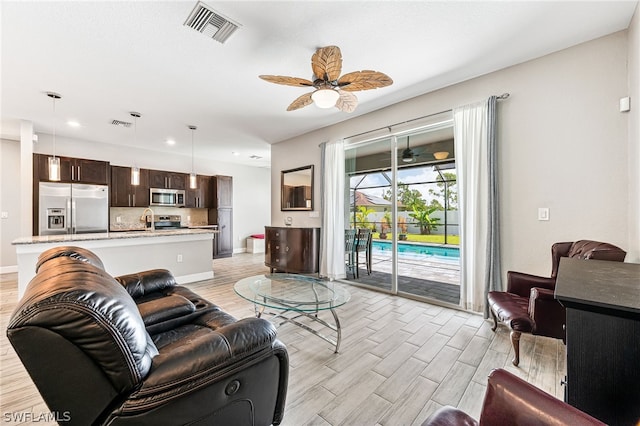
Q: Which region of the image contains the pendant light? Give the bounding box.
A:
[188,125,197,189]
[46,92,62,181]
[130,112,141,185]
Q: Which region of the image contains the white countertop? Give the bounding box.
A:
[12,228,217,245]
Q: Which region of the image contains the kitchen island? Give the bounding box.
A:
[12,229,217,298]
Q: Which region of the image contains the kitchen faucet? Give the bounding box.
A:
[140,208,155,231]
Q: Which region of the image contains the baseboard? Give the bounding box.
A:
[0,265,18,274]
[175,271,214,284]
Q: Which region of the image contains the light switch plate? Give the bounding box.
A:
[538,207,550,221]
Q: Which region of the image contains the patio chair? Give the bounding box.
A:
[345,229,357,278]
[355,228,372,278]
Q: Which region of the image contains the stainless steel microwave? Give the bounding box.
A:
[150,188,185,207]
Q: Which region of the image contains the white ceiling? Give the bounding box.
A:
[1,1,637,168]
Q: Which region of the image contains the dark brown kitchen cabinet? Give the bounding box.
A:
[35,154,109,185]
[209,208,233,258]
[265,227,320,274]
[208,175,233,258]
[213,175,232,208]
[148,169,187,190]
[185,175,211,208]
[555,258,640,426]
[110,166,149,207]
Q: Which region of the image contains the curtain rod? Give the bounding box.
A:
[341,92,510,142]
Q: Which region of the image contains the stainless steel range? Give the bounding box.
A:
[145,215,186,230]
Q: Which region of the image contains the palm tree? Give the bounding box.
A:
[354,206,375,230]
[409,206,440,235]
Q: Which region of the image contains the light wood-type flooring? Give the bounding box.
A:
[0,253,566,425]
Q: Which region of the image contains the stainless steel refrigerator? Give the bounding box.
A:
[39,182,109,235]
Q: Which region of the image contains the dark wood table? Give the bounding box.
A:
[555,257,640,426]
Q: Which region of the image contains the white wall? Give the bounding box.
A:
[627,3,640,263]
[272,31,636,279]
[0,139,21,271]
[0,135,271,269]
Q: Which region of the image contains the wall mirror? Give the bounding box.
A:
[281,165,314,211]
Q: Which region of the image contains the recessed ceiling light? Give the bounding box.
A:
[67,120,80,127]
[166,139,176,146]
[232,152,240,156]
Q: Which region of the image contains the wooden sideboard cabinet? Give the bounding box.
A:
[555,258,640,426]
[265,227,320,274]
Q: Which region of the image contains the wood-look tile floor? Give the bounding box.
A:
[0,253,566,425]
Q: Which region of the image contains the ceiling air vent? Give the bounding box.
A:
[184,1,240,44]
[111,119,132,128]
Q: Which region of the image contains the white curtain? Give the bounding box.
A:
[320,139,346,279]
[454,100,490,313]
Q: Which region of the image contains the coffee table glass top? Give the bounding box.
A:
[234,274,350,312]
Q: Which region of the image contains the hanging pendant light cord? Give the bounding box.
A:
[191,128,195,174]
[52,96,57,158]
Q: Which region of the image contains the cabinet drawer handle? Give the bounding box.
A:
[77,166,81,181]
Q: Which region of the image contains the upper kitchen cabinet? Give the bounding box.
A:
[148,169,187,190]
[185,175,212,208]
[213,175,232,208]
[110,166,150,207]
[35,154,110,185]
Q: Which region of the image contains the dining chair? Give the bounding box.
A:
[344,229,357,278]
[355,228,372,278]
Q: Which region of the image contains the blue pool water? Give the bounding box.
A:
[372,240,460,259]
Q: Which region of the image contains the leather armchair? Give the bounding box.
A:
[487,240,626,366]
[421,368,605,425]
[7,246,288,426]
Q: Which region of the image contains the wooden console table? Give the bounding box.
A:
[555,257,640,426]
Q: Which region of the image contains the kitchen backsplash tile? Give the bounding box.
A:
[110,207,208,231]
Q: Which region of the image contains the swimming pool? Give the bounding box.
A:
[372,240,460,259]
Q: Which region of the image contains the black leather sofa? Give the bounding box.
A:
[7,246,288,425]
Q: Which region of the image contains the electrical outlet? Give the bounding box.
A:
[187,215,191,221]
[116,215,122,223]
[177,254,183,262]
[0,211,8,219]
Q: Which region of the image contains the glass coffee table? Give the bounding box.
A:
[234,274,350,353]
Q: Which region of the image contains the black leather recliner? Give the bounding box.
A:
[7,246,288,425]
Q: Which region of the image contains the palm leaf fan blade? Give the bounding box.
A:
[311,46,342,81]
[338,70,393,91]
[287,92,314,111]
[335,90,358,113]
[259,75,314,87]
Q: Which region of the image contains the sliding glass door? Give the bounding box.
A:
[343,114,461,306]
[345,137,394,292]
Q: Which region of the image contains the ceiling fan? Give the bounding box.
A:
[259,45,393,113]
[401,136,419,163]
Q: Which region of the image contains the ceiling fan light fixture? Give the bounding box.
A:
[311,88,339,108]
